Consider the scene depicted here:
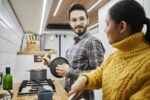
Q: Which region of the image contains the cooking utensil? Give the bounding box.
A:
[36,53,48,70]
[30,69,47,81]
[48,57,69,78]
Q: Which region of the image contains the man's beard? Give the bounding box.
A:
[73,25,87,36]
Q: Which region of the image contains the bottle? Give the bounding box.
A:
[3,67,13,90]
[0,72,3,90]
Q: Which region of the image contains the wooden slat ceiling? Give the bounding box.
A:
[46,0,109,30]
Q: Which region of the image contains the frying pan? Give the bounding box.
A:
[48,57,69,78]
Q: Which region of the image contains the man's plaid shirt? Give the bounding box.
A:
[65,32,105,95]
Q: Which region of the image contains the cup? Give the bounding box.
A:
[38,90,53,100]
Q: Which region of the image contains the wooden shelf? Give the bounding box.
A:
[17,50,57,55]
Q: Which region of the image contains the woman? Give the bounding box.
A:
[68,0,150,100]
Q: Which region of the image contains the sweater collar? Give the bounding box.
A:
[112,32,149,52]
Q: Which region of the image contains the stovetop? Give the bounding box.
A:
[18,79,55,95]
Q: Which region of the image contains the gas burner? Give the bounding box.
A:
[29,85,44,93]
[18,79,55,95]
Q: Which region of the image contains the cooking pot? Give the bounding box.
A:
[30,69,47,81]
[48,57,69,78]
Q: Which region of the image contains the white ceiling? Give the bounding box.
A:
[8,0,109,34]
[9,0,53,34]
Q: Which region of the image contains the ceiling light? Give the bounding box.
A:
[50,35,54,41]
[53,0,63,16]
[87,23,99,30]
[87,0,102,13]
[39,0,47,34]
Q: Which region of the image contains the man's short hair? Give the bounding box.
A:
[68,3,88,20]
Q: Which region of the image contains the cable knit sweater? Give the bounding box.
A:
[81,32,150,100]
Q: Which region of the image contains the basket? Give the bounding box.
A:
[26,41,40,51]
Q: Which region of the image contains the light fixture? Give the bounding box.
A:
[39,0,47,34]
[87,23,99,30]
[87,0,102,13]
[50,35,54,41]
[53,0,63,16]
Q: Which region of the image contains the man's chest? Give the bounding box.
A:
[67,44,87,60]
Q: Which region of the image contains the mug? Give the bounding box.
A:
[38,90,53,100]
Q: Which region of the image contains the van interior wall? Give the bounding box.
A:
[44,33,74,58]
[0,0,23,74]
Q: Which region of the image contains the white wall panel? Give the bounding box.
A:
[0,0,23,38]
[0,20,21,46]
[136,0,144,5]
[0,0,23,77]
[44,33,74,58]
[61,35,74,58]
[0,53,16,66]
[0,62,15,75]
[144,0,150,18]
[98,0,119,58]
[0,38,18,52]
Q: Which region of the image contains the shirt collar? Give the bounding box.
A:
[74,32,90,43]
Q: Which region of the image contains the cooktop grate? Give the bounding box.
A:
[17,79,55,95]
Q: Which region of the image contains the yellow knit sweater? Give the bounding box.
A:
[81,32,150,100]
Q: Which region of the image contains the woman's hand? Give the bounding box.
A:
[68,76,87,98]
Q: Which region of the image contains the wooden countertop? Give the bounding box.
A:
[12,80,68,100]
[17,50,57,55]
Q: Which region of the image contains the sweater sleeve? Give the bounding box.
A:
[79,52,115,89]
[130,61,150,100]
[80,64,103,89]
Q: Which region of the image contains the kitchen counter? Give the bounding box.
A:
[12,80,68,100]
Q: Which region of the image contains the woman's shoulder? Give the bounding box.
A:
[101,51,117,65]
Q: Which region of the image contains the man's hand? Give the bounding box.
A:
[68,76,87,97]
[42,57,50,65]
[56,63,70,77]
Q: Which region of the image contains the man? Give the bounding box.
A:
[45,3,105,100]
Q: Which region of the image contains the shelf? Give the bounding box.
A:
[17,50,57,55]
